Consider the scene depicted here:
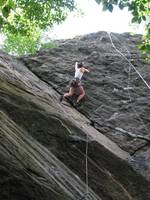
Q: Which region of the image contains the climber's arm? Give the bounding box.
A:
[75,62,78,70]
[83,68,90,73]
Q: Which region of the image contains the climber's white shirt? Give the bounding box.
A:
[75,68,84,80]
[74,62,83,80]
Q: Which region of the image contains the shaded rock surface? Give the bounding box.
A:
[23,31,150,180]
[0,31,150,200]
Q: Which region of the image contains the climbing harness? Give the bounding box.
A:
[70,77,80,88]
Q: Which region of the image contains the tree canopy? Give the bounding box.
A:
[0,0,75,35]
[0,0,76,55]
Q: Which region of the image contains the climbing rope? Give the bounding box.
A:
[107,31,150,90]
[107,31,150,135]
[78,133,89,200]
[76,32,150,200]
[85,133,89,197]
[126,56,150,134]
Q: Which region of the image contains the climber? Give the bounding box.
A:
[60,62,90,105]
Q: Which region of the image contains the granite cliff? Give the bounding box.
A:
[0,31,150,200]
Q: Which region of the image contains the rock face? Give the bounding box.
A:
[0,32,150,200]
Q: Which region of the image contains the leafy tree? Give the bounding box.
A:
[2,32,41,55]
[0,0,75,35]
[95,0,150,61]
[0,0,76,55]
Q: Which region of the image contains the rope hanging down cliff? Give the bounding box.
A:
[110,32,150,134]
[107,32,150,90]
[78,133,89,200]
[107,31,150,139]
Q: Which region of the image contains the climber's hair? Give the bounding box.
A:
[78,63,83,68]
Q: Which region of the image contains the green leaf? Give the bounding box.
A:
[142,16,146,21]
[2,6,11,18]
[131,16,138,23]
[0,15,3,29]
[138,17,142,24]
[102,2,109,11]
[128,2,136,11]
[119,2,124,10]
[108,4,113,12]
[139,4,145,11]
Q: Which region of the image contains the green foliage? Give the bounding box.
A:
[2,32,41,55]
[0,0,75,35]
[2,32,57,55]
[0,0,7,8]
[0,0,76,55]
[95,0,150,58]
[138,27,150,62]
